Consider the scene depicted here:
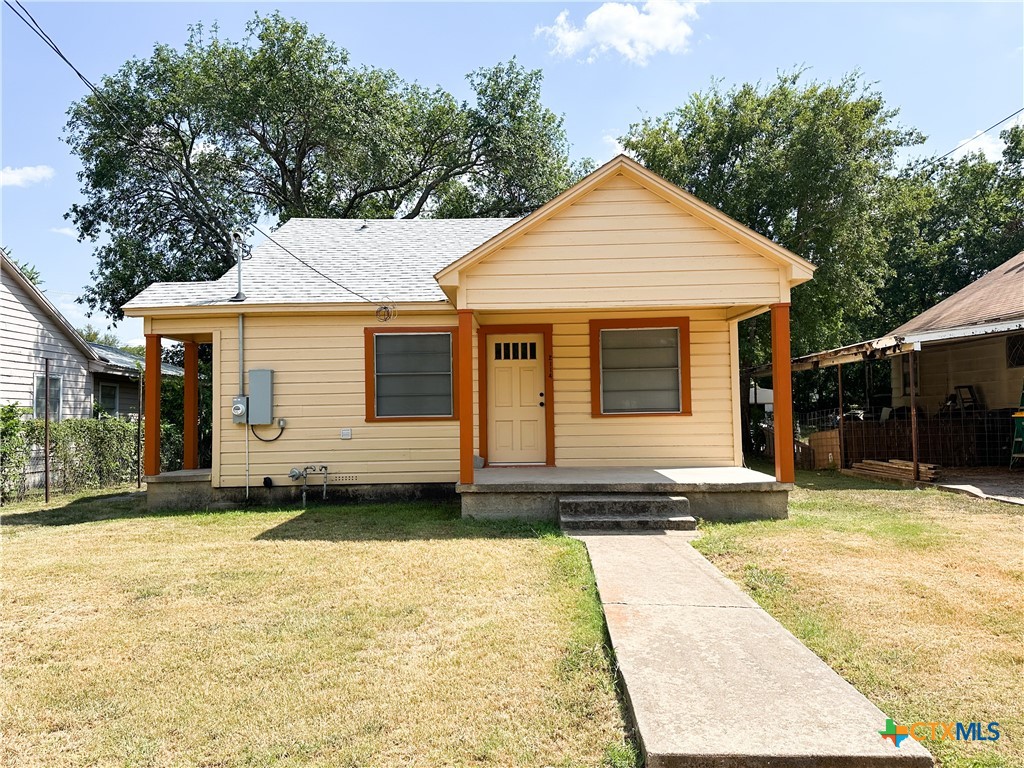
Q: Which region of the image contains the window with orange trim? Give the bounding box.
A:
[364,327,459,421]
[589,318,691,417]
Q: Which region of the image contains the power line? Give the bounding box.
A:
[250,222,376,304]
[5,0,383,307]
[921,106,1024,170]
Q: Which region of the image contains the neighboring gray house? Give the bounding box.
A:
[1,252,180,420]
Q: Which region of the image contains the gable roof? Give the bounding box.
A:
[889,250,1024,337]
[1,252,101,362]
[435,154,816,288]
[123,218,515,311]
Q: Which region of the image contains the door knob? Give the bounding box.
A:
[539,401,545,407]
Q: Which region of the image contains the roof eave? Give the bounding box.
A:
[2,254,101,362]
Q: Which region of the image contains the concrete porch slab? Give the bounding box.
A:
[575,532,934,768]
[458,466,792,522]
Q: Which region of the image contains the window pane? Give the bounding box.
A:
[34,376,61,420]
[374,333,453,417]
[375,334,452,374]
[99,384,118,414]
[600,328,680,413]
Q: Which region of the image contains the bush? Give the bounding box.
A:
[1,404,29,503]
[22,417,142,495]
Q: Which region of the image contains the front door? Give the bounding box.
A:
[487,334,546,464]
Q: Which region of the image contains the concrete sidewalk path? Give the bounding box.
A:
[574,531,934,768]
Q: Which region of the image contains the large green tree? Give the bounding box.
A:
[876,126,1024,333]
[621,71,924,363]
[66,13,584,320]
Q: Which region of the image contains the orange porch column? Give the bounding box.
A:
[458,310,474,484]
[183,341,199,470]
[770,303,795,483]
[144,334,162,476]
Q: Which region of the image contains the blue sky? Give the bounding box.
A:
[2,1,1022,344]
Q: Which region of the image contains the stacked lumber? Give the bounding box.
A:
[849,459,941,482]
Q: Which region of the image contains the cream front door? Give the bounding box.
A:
[487,334,546,464]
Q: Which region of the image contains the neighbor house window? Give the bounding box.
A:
[97,383,119,416]
[34,375,62,421]
[589,318,691,417]
[364,328,458,420]
[1007,333,1024,369]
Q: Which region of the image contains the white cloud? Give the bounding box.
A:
[536,0,705,65]
[949,113,1024,162]
[601,133,626,158]
[50,227,78,238]
[0,164,55,187]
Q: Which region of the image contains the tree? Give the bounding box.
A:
[621,71,924,363]
[876,126,1024,331]
[65,13,584,320]
[77,323,123,348]
[2,248,43,286]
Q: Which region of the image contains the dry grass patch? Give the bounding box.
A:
[695,470,1024,768]
[0,493,636,767]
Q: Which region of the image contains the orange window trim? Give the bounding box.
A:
[588,317,692,418]
[364,326,460,422]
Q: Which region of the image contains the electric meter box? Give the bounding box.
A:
[231,396,248,424]
[247,369,274,425]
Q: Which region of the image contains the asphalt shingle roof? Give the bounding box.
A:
[889,250,1024,336]
[123,218,516,310]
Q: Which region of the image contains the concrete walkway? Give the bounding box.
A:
[575,531,934,768]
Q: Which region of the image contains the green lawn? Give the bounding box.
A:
[694,468,1024,768]
[0,492,635,768]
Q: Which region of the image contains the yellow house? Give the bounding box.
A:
[125,156,814,519]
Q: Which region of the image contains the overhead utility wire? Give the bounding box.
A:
[5,0,384,308]
[250,222,375,303]
[6,0,232,249]
[921,106,1024,170]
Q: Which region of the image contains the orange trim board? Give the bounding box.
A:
[477,324,556,467]
[144,334,162,476]
[770,303,795,483]
[363,325,461,423]
[588,317,692,418]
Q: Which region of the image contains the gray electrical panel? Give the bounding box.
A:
[247,369,274,425]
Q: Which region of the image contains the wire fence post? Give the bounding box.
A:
[837,363,845,469]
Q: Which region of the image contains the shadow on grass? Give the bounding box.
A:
[0,490,165,527]
[253,502,561,542]
[2,492,559,543]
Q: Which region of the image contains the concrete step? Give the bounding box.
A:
[559,493,690,516]
[560,514,696,531]
[558,494,693,531]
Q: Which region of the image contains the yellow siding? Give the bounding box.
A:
[152,305,740,488]
[892,335,1024,412]
[462,174,787,310]
[480,309,738,467]
[213,313,467,487]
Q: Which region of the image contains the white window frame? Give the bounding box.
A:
[34,374,62,421]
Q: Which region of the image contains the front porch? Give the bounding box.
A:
[458,465,791,522]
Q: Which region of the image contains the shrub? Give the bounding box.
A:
[0,404,29,503]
